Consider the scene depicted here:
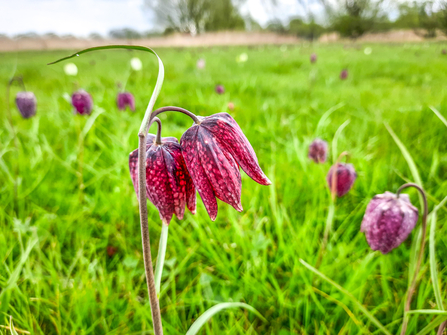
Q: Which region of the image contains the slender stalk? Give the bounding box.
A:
[437,321,446,335]
[150,106,201,124]
[138,133,163,335]
[154,118,162,144]
[155,222,169,296]
[397,183,428,335]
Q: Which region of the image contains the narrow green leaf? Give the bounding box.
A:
[299,259,392,335]
[429,106,447,128]
[332,119,350,163]
[384,123,422,187]
[185,302,267,335]
[315,102,345,136]
[415,315,447,335]
[155,223,169,296]
[9,316,19,335]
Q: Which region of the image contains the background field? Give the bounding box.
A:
[1,42,447,334]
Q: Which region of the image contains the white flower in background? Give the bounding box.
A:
[236,53,248,63]
[364,47,372,55]
[64,63,78,76]
[280,45,288,52]
[130,57,143,71]
[197,58,205,69]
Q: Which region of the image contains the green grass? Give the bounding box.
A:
[1,42,447,334]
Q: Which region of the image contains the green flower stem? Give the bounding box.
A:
[155,222,169,296]
[397,183,428,335]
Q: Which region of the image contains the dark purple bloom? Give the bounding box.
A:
[326,163,357,197]
[129,134,196,224]
[180,113,271,221]
[308,138,328,163]
[72,90,93,115]
[442,49,447,55]
[15,91,37,118]
[117,92,135,111]
[361,191,419,254]
[215,85,225,94]
[310,53,317,63]
[340,69,348,80]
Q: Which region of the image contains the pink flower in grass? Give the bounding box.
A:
[129,134,196,224]
[72,90,93,115]
[326,163,357,197]
[16,92,37,118]
[117,92,135,111]
[180,113,271,221]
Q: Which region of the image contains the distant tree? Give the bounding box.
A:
[392,1,439,38]
[89,32,103,40]
[320,0,387,38]
[109,28,142,39]
[438,1,447,35]
[266,19,287,34]
[289,16,325,40]
[146,0,245,33]
[244,15,262,31]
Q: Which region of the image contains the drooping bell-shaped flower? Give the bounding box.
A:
[15,91,37,118]
[72,89,93,115]
[310,53,317,63]
[361,191,419,254]
[215,85,225,94]
[129,134,196,224]
[326,162,356,197]
[340,69,348,80]
[180,112,271,221]
[117,92,135,111]
[308,138,328,163]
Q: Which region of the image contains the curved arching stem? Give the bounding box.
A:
[397,183,428,335]
[150,106,201,125]
[152,117,162,144]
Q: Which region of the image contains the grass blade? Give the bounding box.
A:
[429,106,447,128]
[154,223,169,296]
[332,119,350,163]
[384,123,422,187]
[415,315,447,335]
[406,310,447,316]
[299,259,392,335]
[185,302,266,335]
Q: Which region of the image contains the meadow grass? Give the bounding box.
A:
[1,42,447,334]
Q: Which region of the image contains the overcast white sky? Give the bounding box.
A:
[0,0,405,37]
[0,0,322,37]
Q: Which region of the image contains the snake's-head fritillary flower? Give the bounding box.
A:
[340,69,348,80]
[72,90,93,115]
[326,162,357,197]
[15,92,37,118]
[180,112,271,221]
[442,49,447,55]
[310,53,317,63]
[361,191,419,254]
[117,92,135,111]
[308,138,328,163]
[215,85,225,94]
[129,134,196,224]
[227,102,235,111]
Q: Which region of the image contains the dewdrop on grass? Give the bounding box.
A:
[130,57,143,71]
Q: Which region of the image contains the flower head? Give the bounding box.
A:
[308,138,328,163]
[15,91,37,118]
[215,85,225,94]
[361,192,419,254]
[117,92,135,111]
[442,49,447,55]
[129,134,196,224]
[130,57,143,71]
[72,90,93,115]
[180,113,270,220]
[340,69,348,80]
[310,53,317,63]
[227,102,235,111]
[326,162,356,197]
[64,63,78,76]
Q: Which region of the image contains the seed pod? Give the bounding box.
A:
[15,91,37,118]
[117,92,135,111]
[326,163,357,197]
[72,90,93,115]
[361,191,419,254]
[215,85,225,94]
[308,138,328,163]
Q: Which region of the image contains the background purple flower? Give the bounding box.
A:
[308,138,328,163]
[215,85,225,94]
[117,92,135,111]
[72,90,93,115]
[340,69,348,80]
[310,53,317,63]
[326,163,357,197]
[15,91,37,118]
[361,192,419,254]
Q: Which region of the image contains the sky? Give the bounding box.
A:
[0,0,321,37]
